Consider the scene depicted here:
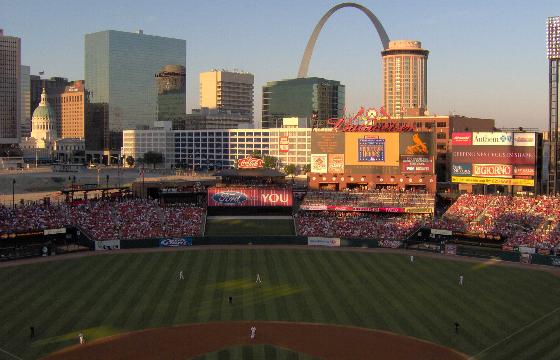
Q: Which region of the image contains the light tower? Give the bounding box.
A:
[547,16,560,194]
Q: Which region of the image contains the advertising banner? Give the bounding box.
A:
[472,164,513,178]
[311,132,345,154]
[358,138,385,162]
[159,238,192,247]
[444,244,457,255]
[237,156,264,169]
[95,240,121,251]
[451,176,534,186]
[452,163,472,176]
[452,132,472,146]
[513,165,535,176]
[551,257,560,266]
[404,207,434,214]
[327,154,345,173]
[279,136,290,153]
[308,237,341,247]
[311,154,328,173]
[518,246,536,254]
[44,228,66,235]
[207,187,293,207]
[431,229,453,236]
[513,133,536,147]
[400,155,434,173]
[472,132,513,146]
[299,205,408,213]
[451,146,536,165]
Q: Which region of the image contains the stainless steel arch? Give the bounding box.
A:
[297,2,390,78]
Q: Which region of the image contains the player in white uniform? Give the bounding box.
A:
[79,333,85,344]
[459,275,464,285]
[256,273,262,284]
[250,326,256,339]
[410,255,414,262]
[179,270,184,280]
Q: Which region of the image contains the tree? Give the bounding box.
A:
[251,150,262,159]
[284,164,297,177]
[143,151,164,169]
[303,164,311,173]
[125,156,135,167]
[263,156,278,169]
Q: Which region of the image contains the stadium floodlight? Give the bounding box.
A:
[547,16,560,59]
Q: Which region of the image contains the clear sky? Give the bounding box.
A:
[1,0,558,130]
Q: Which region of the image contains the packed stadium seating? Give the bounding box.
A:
[433,194,560,250]
[0,199,204,240]
[295,211,428,240]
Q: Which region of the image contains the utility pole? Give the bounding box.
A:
[12,179,16,210]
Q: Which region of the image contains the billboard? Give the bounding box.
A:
[451,176,534,186]
[310,131,434,175]
[400,155,434,174]
[311,154,328,173]
[207,187,293,207]
[451,131,536,186]
[451,146,536,165]
[472,132,514,146]
[279,136,290,152]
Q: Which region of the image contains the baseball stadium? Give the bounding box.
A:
[2,124,560,360]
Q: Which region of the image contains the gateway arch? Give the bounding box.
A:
[297,2,390,78]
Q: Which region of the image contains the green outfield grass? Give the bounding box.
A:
[193,344,317,360]
[1,249,560,359]
[205,218,295,236]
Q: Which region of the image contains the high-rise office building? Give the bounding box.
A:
[85,29,186,163]
[382,40,429,117]
[20,65,31,138]
[155,65,186,130]
[0,29,21,144]
[547,16,560,193]
[262,77,345,129]
[30,75,70,137]
[199,70,254,128]
[61,80,86,139]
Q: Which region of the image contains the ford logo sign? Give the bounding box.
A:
[212,191,248,205]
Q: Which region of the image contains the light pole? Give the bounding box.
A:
[12,179,16,210]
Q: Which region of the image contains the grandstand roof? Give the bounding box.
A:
[214,168,286,178]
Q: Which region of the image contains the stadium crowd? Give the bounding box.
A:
[0,199,204,240]
[433,194,560,250]
[295,211,427,240]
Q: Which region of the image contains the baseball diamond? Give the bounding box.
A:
[1,248,560,359]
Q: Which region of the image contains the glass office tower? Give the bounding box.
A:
[262,77,344,128]
[155,65,186,130]
[84,30,186,163]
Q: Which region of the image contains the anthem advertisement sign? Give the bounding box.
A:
[207,187,293,207]
[451,131,536,187]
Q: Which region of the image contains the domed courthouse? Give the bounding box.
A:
[19,88,58,161]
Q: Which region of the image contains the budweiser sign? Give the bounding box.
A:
[237,156,264,169]
[321,106,414,133]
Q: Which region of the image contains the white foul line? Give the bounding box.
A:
[0,347,23,360]
[469,305,560,360]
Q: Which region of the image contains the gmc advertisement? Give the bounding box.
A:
[207,187,293,207]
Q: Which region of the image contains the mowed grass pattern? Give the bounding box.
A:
[192,344,318,360]
[205,219,295,236]
[0,249,560,359]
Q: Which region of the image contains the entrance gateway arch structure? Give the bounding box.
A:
[297,2,390,78]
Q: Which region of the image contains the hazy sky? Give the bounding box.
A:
[1,0,558,130]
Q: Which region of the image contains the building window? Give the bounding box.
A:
[436,122,447,128]
[436,133,446,139]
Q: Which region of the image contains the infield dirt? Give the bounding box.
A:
[44,321,467,360]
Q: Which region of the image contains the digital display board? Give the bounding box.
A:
[207,187,293,207]
[451,132,536,186]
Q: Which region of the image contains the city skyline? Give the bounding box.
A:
[1,0,559,129]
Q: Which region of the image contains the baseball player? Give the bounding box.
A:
[250,326,256,339]
[410,255,414,263]
[79,333,85,344]
[179,270,184,280]
[256,273,262,284]
[459,275,464,286]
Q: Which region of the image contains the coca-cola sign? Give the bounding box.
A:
[211,191,248,205]
[238,156,264,169]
